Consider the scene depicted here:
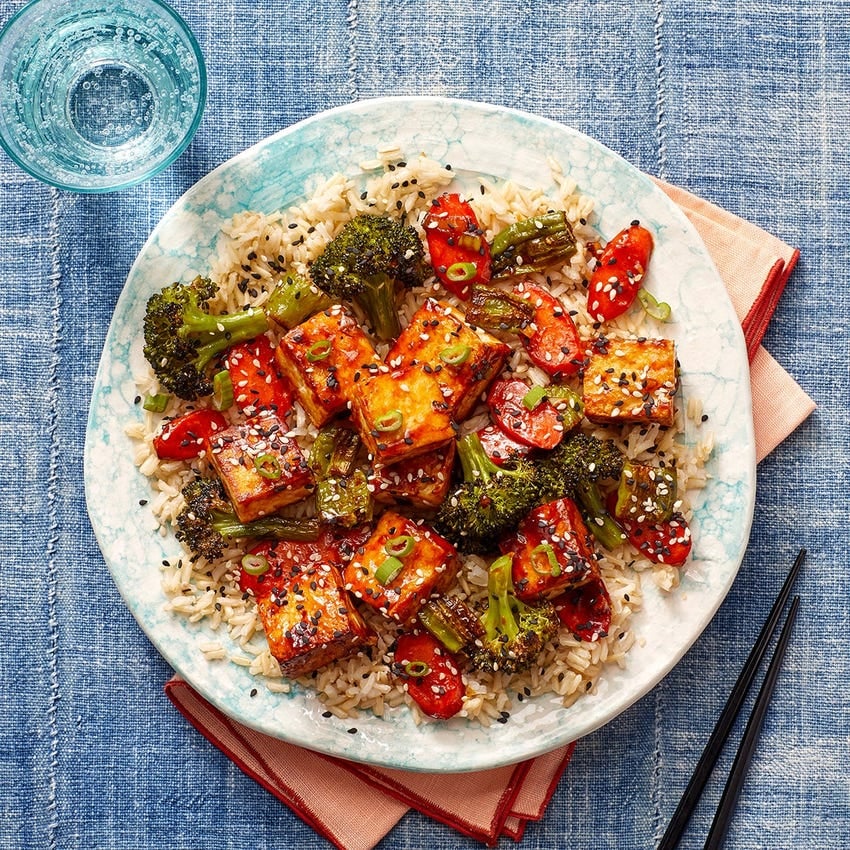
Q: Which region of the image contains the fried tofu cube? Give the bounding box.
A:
[386,298,510,419]
[206,414,313,522]
[343,510,460,623]
[369,441,456,509]
[275,306,381,427]
[582,336,677,427]
[349,364,457,467]
[500,497,598,603]
[246,541,375,679]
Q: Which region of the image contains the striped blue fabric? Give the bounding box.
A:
[0,1,846,849]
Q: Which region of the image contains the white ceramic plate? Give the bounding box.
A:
[85,96,755,772]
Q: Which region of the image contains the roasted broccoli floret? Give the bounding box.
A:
[536,432,626,550]
[537,431,625,500]
[490,211,577,278]
[469,554,559,675]
[143,276,269,400]
[309,214,427,340]
[175,476,320,561]
[435,431,538,554]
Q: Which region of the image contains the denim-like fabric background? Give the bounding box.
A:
[0,2,846,849]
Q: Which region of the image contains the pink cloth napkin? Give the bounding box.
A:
[164,184,816,850]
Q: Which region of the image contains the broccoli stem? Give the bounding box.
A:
[266,273,333,330]
[574,480,626,551]
[358,273,401,341]
[457,431,514,485]
[484,554,520,642]
[210,511,321,543]
[185,304,269,370]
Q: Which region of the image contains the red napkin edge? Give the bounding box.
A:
[742,251,799,361]
[163,679,358,845]
[338,743,577,845]
[165,678,573,847]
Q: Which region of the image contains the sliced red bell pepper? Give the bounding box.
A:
[500,496,597,602]
[393,631,465,720]
[553,575,612,642]
[423,193,491,300]
[515,284,583,378]
[152,408,228,461]
[587,222,654,322]
[486,378,564,450]
[605,490,691,566]
[620,512,692,566]
[225,334,294,416]
[476,424,532,466]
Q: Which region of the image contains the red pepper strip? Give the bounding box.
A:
[500,496,597,603]
[553,575,612,642]
[394,631,465,720]
[605,491,692,566]
[476,424,532,467]
[152,408,228,461]
[486,378,564,450]
[225,334,294,416]
[587,222,654,322]
[619,512,693,566]
[515,284,583,378]
[423,193,491,300]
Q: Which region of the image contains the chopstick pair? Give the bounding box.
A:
[657,548,805,850]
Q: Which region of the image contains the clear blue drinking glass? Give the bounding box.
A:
[0,0,206,192]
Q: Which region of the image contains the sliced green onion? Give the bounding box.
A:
[530,543,562,577]
[375,555,404,585]
[374,409,403,432]
[143,393,169,412]
[241,553,269,576]
[446,261,477,282]
[253,453,282,479]
[212,370,234,410]
[403,660,431,678]
[438,343,472,366]
[384,535,415,558]
[522,385,547,410]
[638,289,672,321]
[306,339,333,361]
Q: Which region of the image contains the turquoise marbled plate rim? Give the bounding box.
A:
[84,96,755,773]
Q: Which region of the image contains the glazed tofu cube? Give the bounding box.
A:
[369,441,456,509]
[206,414,313,522]
[343,510,460,623]
[245,541,375,678]
[500,497,597,603]
[349,364,457,467]
[386,298,510,419]
[582,336,677,427]
[275,306,381,427]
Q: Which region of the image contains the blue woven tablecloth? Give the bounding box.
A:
[1,2,846,848]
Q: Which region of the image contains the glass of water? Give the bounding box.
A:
[0,0,206,192]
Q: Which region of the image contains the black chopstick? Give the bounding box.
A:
[656,547,805,850]
[702,594,799,849]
